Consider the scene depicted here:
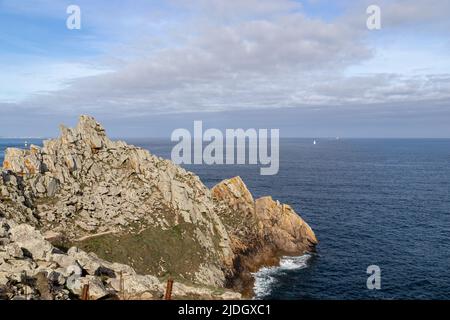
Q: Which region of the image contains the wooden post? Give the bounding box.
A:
[164,278,174,300]
[120,271,125,300]
[81,284,90,300]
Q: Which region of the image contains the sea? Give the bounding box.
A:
[1,138,450,299]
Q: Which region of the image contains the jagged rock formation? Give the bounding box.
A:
[1,116,233,288]
[0,115,317,299]
[212,177,317,293]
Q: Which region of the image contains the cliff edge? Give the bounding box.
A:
[212,176,317,293]
[0,115,317,299]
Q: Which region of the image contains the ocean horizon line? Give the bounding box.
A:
[2,136,449,140]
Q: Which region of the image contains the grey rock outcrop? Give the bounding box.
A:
[1,115,317,298]
[0,218,241,300]
[1,116,233,288]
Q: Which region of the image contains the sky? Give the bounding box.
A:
[0,0,449,138]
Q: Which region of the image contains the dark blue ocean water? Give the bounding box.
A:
[1,138,450,299]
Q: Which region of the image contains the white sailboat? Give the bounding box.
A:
[313,139,317,145]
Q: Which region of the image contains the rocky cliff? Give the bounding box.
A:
[0,115,317,300]
[212,177,317,293]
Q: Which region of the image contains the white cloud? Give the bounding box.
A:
[3,0,450,122]
[13,5,371,114]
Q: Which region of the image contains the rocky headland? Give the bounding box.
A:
[0,115,317,300]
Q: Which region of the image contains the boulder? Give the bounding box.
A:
[48,270,66,286]
[108,274,162,299]
[68,275,109,300]
[3,148,42,175]
[67,247,103,275]
[9,224,53,261]
[35,272,53,300]
[5,243,23,259]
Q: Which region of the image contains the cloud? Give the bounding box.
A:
[381,0,450,28]
[1,0,450,138]
[13,3,373,115]
[344,0,450,30]
[174,0,302,20]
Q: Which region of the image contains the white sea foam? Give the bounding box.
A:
[252,254,312,299]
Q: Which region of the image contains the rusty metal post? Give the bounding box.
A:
[164,278,174,300]
[23,271,28,300]
[81,284,90,300]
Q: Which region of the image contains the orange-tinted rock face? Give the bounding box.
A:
[211,176,318,295]
[211,176,255,217]
[3,160,11,170]
[212,176,262,257]
[2,146,43,175]
[255,196,318,254]
[212,176,317,255]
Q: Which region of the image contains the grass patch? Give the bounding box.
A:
[76,223,208,283]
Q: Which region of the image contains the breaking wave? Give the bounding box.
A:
[252,254,312,299]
